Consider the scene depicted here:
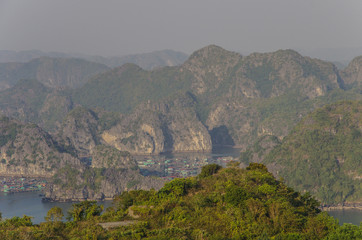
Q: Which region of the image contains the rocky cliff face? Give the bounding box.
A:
[182,45,241,95]
[0,115,165,201]
[340,56,362,89]
[44,145,164,201]
[38,92,74,131]
[101,94,212,154]
[0,116,81,178]
[185,47,343,149]
[56,107,99,156]
[45,168,165,201]
[90,145,135,169]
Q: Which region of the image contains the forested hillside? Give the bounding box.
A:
[240,101,362,205]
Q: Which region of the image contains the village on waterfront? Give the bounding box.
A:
[0,177,47,194]
[1,148,239,194]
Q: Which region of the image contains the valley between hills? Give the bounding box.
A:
[0,45,361,206]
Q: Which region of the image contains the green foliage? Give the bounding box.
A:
[73,65,193,113]
[245,60,275,97]
[45,206,64,222]
[246,162,269,172]
[96,110,121,131]
[67,201,103,222]
[198,164,222,178]
[104,164,340,239]
[52,164,80,188]
[224,185,248,206]
[157,177,198,199]
[0,215,33,227]
[325,223,362,240]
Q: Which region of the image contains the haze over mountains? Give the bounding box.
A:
[0,49,188,91]
[0,49,188,69]
[0,44,361,204]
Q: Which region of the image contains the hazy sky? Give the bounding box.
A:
[1,0,362,58]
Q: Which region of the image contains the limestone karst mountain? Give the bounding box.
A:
[240,101,362,205]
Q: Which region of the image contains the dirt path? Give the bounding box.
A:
[98,220,139,230]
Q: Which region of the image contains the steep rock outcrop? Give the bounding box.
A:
[56,107,99,156]
[0,116,81,178]
[90,145,136,169]
[182,45,241,94]
[340,56,362,89]
[0,115,165,201]
[102,94,212,154]
[45,145,164,201]
[38,91,74,131]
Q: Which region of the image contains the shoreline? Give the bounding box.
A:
[321,204,362,211]
[133,145,242,156]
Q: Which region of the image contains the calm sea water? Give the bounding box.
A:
[0,191,112,224]
[327,209,362,226]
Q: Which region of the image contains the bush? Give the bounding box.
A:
[199,164,222,178]
[67,201,103,222]
[246,162,268,172]
[224,185,248,206]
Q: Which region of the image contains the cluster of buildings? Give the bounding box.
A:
[0,177,46,193]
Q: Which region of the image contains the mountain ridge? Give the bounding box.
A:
[1,45,362,152]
